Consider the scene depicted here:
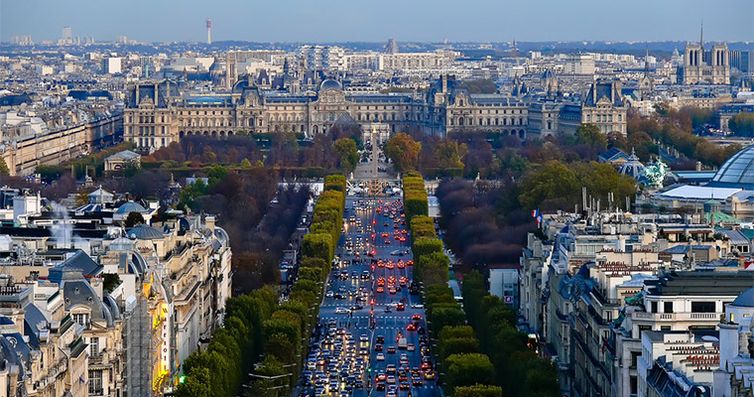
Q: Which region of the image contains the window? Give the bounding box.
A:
[89,369,103,395]
[630,352,640,369]
[650,301,658,313]
[90,337,99,356]
[664,302,673,313]
[691,301,716,313]
[73,313,90,327]
[630,376,637,395]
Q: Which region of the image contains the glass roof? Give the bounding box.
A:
[709,145,754,189]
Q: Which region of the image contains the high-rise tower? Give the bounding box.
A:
[206,18,212,45]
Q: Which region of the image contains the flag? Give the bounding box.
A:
[532,209,543,226]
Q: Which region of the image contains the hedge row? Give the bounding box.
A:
[175,287,278,397]
[405,179,500,397]
[403,172,428,222]
[462,271,559,397]
[423,285,500,397]
[246,174,349,392]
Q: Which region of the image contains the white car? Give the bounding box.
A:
[410,303,424,309]
[376,353,385,361]
[335,307,350,314]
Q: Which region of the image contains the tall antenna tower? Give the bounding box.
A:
[206,18,212,45]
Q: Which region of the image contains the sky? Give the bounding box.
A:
[1,0,753,43]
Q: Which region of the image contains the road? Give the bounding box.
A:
[295,193,439,397]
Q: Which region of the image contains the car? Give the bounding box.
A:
[400,382,411,390]
[423,370,436,380]
[412,378,423,387]
[376,335,385,344]
[406,323,417,331]
[387,346,396,354]
[326,291,334,298]
[376,382,386,391]
[407,343,416,352]
[396,302,405,311]
[335,307,349,314]
[386,375,396,384]
[411,314,422,321]
[376,353,385,361]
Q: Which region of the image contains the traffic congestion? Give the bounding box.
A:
[297,194,438,397]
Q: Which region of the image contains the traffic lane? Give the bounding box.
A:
[347,197,435,395]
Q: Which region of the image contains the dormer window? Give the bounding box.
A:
[73,313,90,328]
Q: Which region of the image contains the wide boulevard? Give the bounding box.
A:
[296,187,438,396]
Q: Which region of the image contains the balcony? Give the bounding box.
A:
[631,311,720,322]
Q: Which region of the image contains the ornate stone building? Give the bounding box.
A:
[680,27,730,85]
[124,75,628,152]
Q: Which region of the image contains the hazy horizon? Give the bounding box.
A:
[2,0,753,43]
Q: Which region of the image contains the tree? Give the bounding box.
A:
[518,160,580,210]
[433,140,467,170]
[416,252,450,286]
[439,337,480,359]
[175,367,213,397]
[573,162,637,209]
[576,123,607,150]
[333,137,359,174]
[0,157,9,176]
[730,112,754,136]
[413,237,443,258]
[386,133,421,172]
[428,304,466,333]
[264,332,297,365]
[124,212,145,228]
[444,353,496,391]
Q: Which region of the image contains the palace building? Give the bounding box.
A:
[124,75,628,152]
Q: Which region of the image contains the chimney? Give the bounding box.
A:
[205,215,216,231]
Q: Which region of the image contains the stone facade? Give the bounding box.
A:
[681,41,730,85]
[124,76,628,152]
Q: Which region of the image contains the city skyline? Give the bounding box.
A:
[2,0,754,44]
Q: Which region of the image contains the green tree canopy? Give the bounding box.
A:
[445,353,496,391]
[730,112,754,136]
[576,123,608,150]
[386,132,421,173]
[333,137,360,174]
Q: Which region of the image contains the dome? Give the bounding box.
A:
[127,224,164,240]
[320,79,342,91]
[116,201,147,214]
[709,145,754,189]
[731,286,754,307]
[618,150,645,180]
